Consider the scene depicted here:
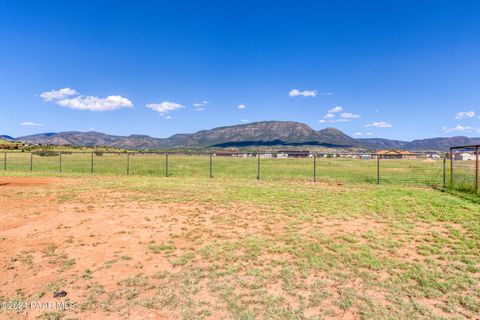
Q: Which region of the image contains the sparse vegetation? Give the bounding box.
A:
[0,172,479,319]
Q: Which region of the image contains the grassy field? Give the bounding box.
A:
[451,160,480,194]
[0,152,449,187]
[0,172,479,319]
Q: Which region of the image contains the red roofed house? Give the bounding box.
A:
[375,150,417,160]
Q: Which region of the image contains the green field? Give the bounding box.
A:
[451,160,480,194]
[0,152,450,187]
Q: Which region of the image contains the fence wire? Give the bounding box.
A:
[1,151,451,187]
[450,146,479,193]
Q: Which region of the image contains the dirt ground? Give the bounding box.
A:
[0,176,478,320]
[0,177,189,319]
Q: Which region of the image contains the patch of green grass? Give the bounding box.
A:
[147,243,176,254]
[36,311,64,320]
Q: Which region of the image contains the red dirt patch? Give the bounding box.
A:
[0,177,59,187]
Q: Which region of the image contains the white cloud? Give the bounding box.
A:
[240,119,249,123]
[57,95,133,111]
[455,111,476,119]
[289,89,317,97]
[238,104,246,109]
[40,88,77,101]
[193,100,209,107]
[328,106,343,113]
[320,108,360,123]
[352,132,373,136]
[365,121,393,128]
[146,101,185,114]
[193,100,209,111]
[20,121,43,127]
[340,112,361,119]
[40,88,133,111]
[318,119,349,123]
[443,124,480,134]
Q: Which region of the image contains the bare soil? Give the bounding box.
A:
[0,176,476,319]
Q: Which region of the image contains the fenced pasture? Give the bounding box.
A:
[1,151,448,187]
[450,145,480,194]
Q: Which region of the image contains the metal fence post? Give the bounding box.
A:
[257,154,260,180]
[476,146,479,193]
[59,152,62,173]
[210,153,213,178]
[165,153,169,177]
[126,153,130,175]
[91,152,94,174]
[4,151,6,171]
[377,155,380,185]
[443,155,447,188]
[313,154,317,182]
[450,148,453,186]
[30,152,33,171]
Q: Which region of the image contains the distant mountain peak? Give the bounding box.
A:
[16,121,358,149]
[12,121,480,151]
[318,127,344,133]
[0,135,16,141]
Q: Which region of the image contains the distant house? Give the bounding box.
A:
[454,152,476,161]
[213,151,256,158]
[259,153,273,159]
[276,150,310,158]
[375,150,417,160]
[213,151,241,157]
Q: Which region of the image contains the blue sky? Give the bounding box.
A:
[1,0,480,141]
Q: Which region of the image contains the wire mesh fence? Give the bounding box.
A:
[1,151,450,187]
[450,145,479,194]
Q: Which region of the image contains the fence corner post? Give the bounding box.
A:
[313,154,317,182]
[443,155,447,189]
[450,148,453,186]
[59,152,62,173]
[476,146,479,194]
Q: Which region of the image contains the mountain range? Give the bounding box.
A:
[7,121,480,151]
[0,135,15,141]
